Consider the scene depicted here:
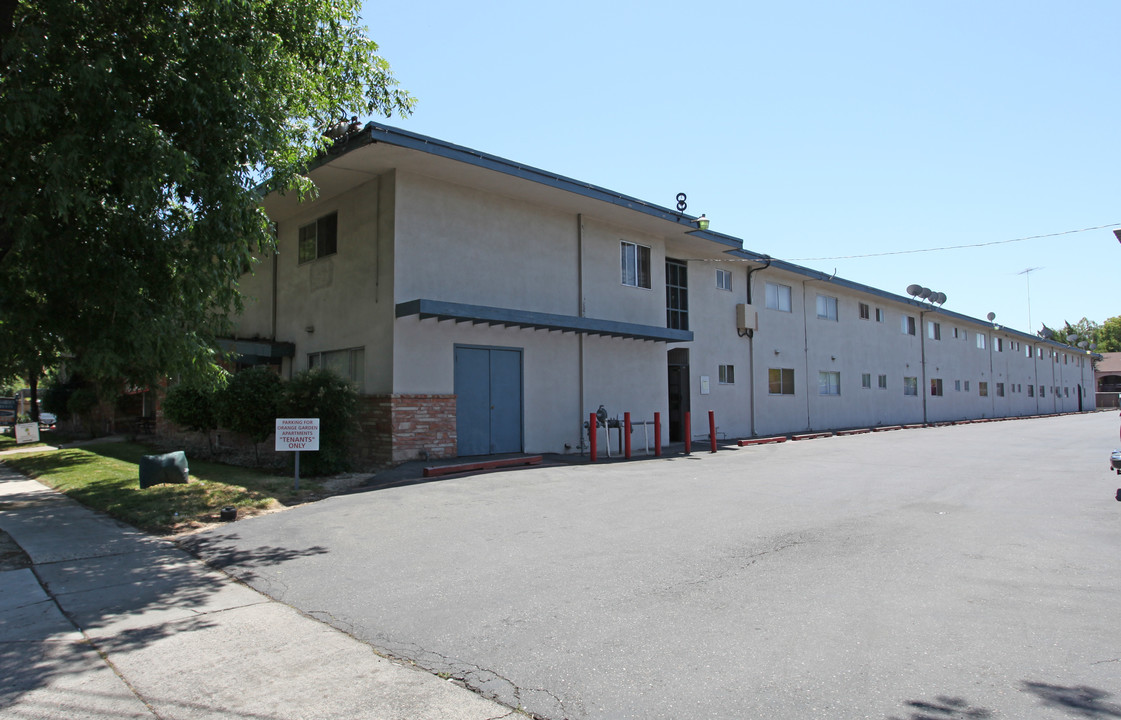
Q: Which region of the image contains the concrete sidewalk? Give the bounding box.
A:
[0,464,514,720]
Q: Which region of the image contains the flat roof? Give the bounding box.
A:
[301,122,1084,355]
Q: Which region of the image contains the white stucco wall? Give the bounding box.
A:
[244,142,1098,464]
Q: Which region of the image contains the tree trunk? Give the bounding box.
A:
[26,367,38,423]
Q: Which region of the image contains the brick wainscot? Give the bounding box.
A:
[355,394,457,467]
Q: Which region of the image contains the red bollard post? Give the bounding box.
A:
[654,412,662,457]
[589,412,597,462]
[624,412,632,459]
[709,410,717,453]
[684,412,691,455]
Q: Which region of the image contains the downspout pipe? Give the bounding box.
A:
[742,256,770,437]
[919,309,928,425]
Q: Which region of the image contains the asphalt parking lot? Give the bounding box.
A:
[186,411,1121,720]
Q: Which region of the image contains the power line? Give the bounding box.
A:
[784,223,1120,262]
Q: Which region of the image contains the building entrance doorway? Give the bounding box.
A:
[668,348,690,443]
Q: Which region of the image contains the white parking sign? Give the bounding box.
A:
[275,418,320,451]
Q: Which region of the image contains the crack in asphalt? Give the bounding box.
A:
[372,636,576,719]
[655,532,816,597]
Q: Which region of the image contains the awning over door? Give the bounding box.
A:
[395,299,693,343]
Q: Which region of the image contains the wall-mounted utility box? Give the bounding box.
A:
[736,304,758,332]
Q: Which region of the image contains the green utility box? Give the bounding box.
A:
[138,451,189,489]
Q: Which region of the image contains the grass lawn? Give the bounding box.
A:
[1,441,322,535]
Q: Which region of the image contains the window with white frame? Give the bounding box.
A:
[298,212,338,264]
[621,241,651,288]
[928,321,941,340]
[875,307,885,322]
[965,380,970,391]
[718,364,735,384]
[768,368,795,395]
[765,282,792,312]
[307,346,365,392]
[995,337,1003,352]
[1064,386,1069,397]
[977,334,986,350]
[954,379,961,392]
[878,374,888,389]
[953,326,962,339]
[901,315,916,335]
[816,295,838,321]
[859,302,870,320]
[930,378,943,396]
[818,371,840,396]
[904,376,918,396]
[861,373,871,389]
[716,268,732,291]
[1025,344,1032,357]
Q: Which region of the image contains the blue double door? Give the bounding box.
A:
[454,345,523,456]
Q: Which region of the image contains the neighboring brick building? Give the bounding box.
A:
[1095,352,1121,408]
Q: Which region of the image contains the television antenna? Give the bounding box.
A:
[1016,267,1043,332]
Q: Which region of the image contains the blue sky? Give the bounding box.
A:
[362,1,1119,337]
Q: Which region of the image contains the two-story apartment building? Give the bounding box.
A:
[228,123,1095,466]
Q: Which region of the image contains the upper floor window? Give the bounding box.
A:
[994,337,1003,352]
[859,302,870,320]
[665,259,688,330]
[621,241,651,288]
[928,321,941,340]
[765,282,792,312]
[718,364,735,384]
[298,212,338,264]
[875,308,885,322]
[976,334,986,350]
[816,295,838,321]
[901,315,916,336]
[716,269,732,291]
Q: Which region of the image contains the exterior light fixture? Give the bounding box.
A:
[695,214,709,231]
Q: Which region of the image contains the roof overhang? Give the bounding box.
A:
[396,299,692,343]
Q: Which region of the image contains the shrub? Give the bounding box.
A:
[162,373,228,455]
[218,366,283,465]
[279,368,358,476]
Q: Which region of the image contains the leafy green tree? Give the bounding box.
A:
[0,0,412,390]
[1096,316,1121,353]
[280,368,358,476]
[218,366,283,466]
[162,373,229,456]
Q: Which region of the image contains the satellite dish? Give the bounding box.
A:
[1066,334,1079,343]
[919,287,932,300]
[934,292,947,305]
[1090,343,1098,350]
[1078,341,1088,349]
[906,284,922,297]
[986,312,996,322]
